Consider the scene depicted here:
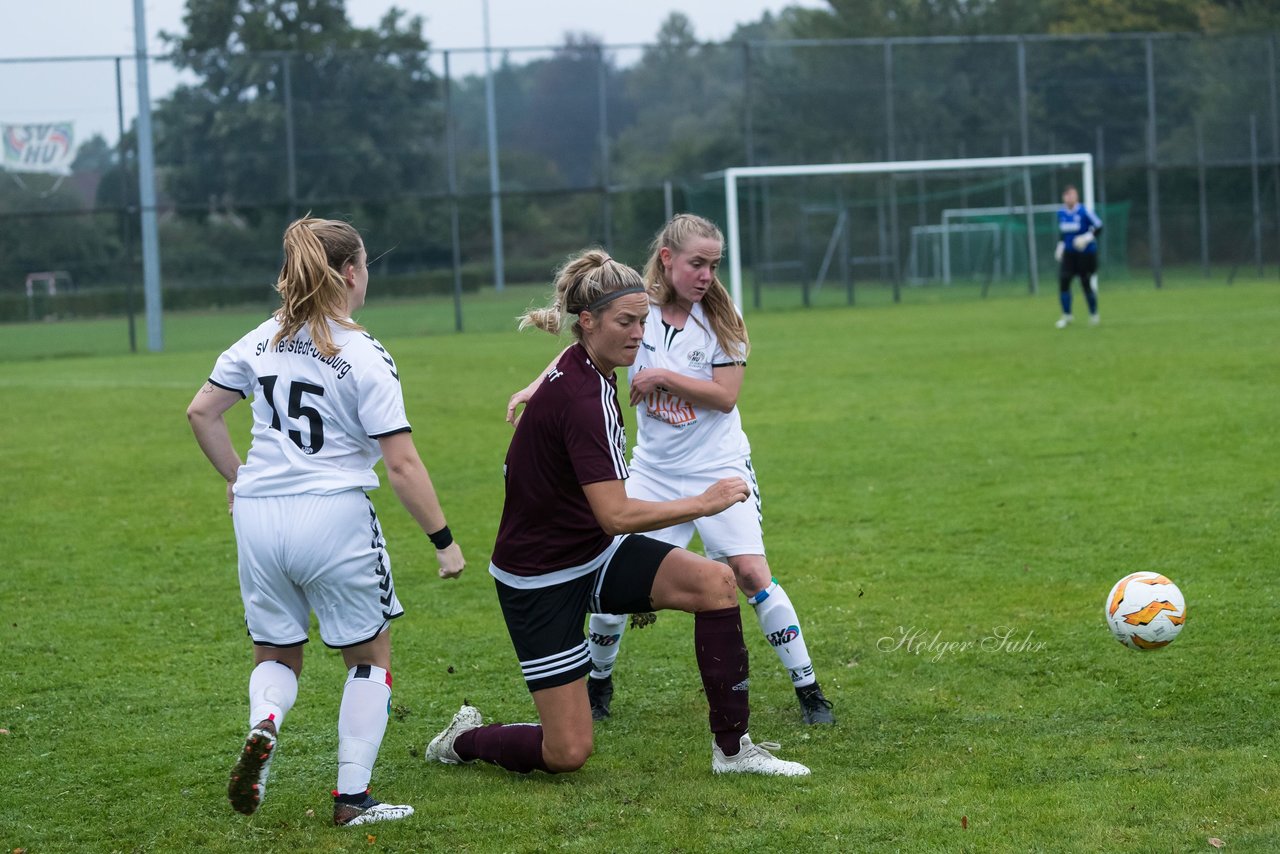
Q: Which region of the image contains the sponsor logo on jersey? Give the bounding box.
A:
[766,625,801,647]
[589,631,621,646]
[642,341,656,352]
[546,367,565,383]
[645,391,697,427]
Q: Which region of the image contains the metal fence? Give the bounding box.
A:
[1,32,1276,346]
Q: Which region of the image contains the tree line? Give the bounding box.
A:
[1,0,1276,318]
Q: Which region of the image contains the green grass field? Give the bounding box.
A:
[0,266,1211,362]
[2,278,1278,852]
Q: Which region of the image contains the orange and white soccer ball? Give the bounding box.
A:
[1105,572,1187,650]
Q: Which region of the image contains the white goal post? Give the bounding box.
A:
[713,153,1096,310]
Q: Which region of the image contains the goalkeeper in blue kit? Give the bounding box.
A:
[1053,184,1102,328]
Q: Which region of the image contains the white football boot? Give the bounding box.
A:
[426,704,483,764]
[1055,314,1073,329]
[334,794,415,827]
[712,734,810,777]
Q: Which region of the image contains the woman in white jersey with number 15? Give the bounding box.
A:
[187,217,465,828]
[509,214,834,725]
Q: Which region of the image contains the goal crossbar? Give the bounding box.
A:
[712,153,1096,309]
[941,203,1061,225]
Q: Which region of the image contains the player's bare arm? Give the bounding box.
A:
[582,476,748,536]
[628,364,743,413]
[377,431,465,579]
[187,382,246,514]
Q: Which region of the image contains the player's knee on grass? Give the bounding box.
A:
[542,729,593,772]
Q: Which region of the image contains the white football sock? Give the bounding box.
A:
[336,665,391,795]
[248,659,298,729]
[587,613,628,679]
[747,580,816,688]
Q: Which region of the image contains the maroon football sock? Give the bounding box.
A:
[455,723,552,774]
[694,605,750,757]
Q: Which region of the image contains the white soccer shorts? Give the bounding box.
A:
[232,490,404,648]
[626,457,765,559]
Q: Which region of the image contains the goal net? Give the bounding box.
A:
[690,154,1123,310]
[908,202,1129,286]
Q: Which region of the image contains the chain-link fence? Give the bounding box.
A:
[1,32,1276,346]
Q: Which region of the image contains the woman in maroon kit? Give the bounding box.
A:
[425,249,809,777]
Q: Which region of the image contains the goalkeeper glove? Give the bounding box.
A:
[1054,242,1064,262]
[1072,232,1096,251]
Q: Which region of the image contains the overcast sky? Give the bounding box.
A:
[4,0,826,58]
[1,1,826,147]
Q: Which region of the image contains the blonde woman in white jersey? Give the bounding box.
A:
[188,217,466,827]
[508,214,834,725]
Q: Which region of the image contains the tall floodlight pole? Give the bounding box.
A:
[133,0,163,350]
[483,0,505,291]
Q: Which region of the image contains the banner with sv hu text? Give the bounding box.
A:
[2,122,75,175]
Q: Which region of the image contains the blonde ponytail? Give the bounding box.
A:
[273,217,364,358]
[519,248,645,339]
